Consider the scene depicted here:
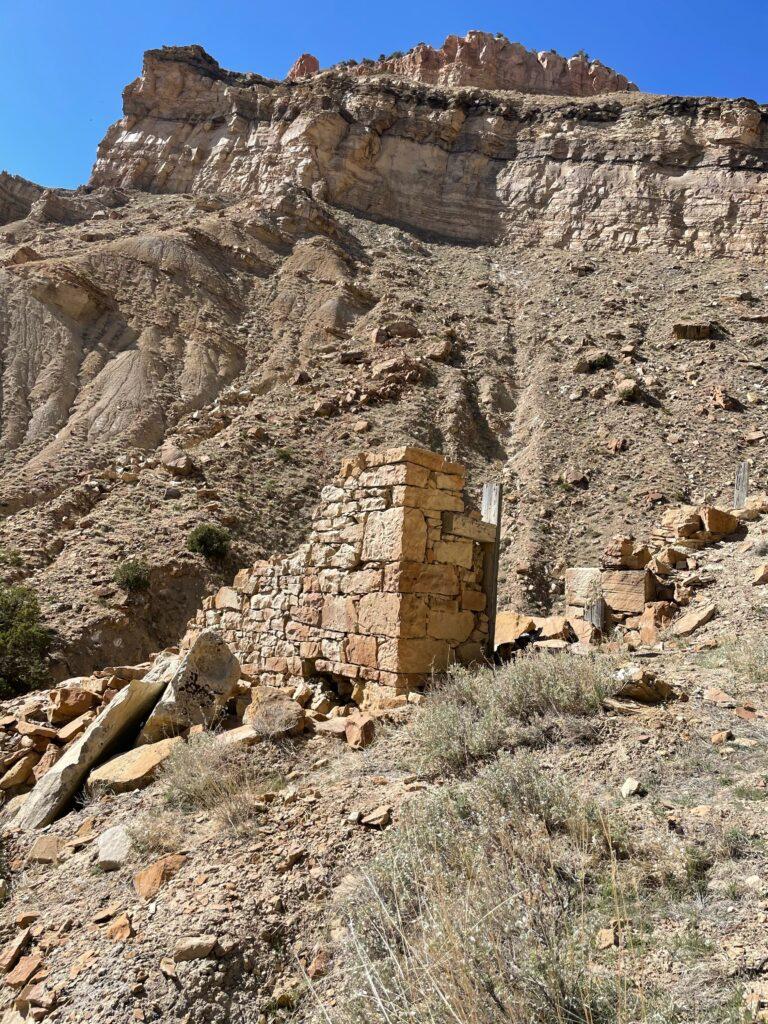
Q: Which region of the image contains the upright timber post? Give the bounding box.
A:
[481,481,503,657]
[734,461,749,510]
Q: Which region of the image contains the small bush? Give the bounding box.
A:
[113,559,150,593]
[0,585,51,697]
[408,654,611,775]
[187,523,230,559]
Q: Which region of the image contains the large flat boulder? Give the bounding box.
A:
[138,630,240,744]
[88,736,181,793]
[13,655,176,830]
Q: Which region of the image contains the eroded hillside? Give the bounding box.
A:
[0,39,765,679]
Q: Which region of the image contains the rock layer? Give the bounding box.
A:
[339,31,637,96]
[91,46,768,254]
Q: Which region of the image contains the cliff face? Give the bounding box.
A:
[339,30,638,96]
[91,46,768,254]
[0,172,44,226]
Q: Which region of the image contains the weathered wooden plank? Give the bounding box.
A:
[734,461,749,509]
[442,512,497,544]
[584,597,606,632]
[481,482,503,656]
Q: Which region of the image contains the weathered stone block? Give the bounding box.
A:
[378,638,451,674]
[344,634,378,668]
[383,561,459,595]
[358,463,430,488]
[392,485,463,512]
[320,595,358,632]
[361,506,427,563]
[601,570,655,614]
[427,608,475,642]
[432,539,473,568]
[358,593,428,639]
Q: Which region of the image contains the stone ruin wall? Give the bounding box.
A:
[185,447,493,708]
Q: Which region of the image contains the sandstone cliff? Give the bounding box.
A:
[0,39,766,678]
[336,30,638,96]
[91,45,768,255]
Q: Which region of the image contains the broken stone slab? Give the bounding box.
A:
[134,853,186,901]
[173,935,218,962]
[138,630,240,745]
[672,603,717,637]
[13,662,172,830]
[97,825,132,871]
[88,737,181,794]
[243,689,305,739]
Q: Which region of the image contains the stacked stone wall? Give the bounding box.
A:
[186,447,492,706]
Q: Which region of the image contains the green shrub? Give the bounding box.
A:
[408,653,612,775]
[113,559,150,593]
[0,585,51,697]
[187,523,230,559]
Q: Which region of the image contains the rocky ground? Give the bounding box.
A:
[0,507,767,1022]
[0,183,766,677]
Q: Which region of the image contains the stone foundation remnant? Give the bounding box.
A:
[189,447,495,707]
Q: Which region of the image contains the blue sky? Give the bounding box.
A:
[1,0,766,188]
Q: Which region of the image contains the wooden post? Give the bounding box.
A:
[584,596,606,634]
[481,482,503,657]
[734,461,749,510]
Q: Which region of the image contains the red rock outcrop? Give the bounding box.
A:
[287,53,320,81]
[345,31,637,96]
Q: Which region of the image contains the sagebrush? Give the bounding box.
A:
[0,584,51,697]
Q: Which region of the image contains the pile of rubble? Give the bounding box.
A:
[498,492,768,652]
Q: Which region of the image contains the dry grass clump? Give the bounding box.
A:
[157,734,271,831]
[409,653,612,774]
[696,636,768,688]
[128,808,186,855]
[326,753,658,1024]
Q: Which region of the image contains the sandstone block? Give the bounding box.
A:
[699,506,739,536]
[378,638,450,674]
[494,611,536,646]
[344,634,378,668]
[358,593,428,639]
[134,853,187,901]
[432,539,473,569]
[89,737,181,794]
[139,630,240,745]
[362,447,463,475]
[339,569,382,595]
[427,608,474,643]
[174,935,218,962]
[345,713,375,749]
[383,561,459,596]
[97,825,132,871]
[358,463,430,488]
[320,595,358,633]
[243,689,305,738]
[47,688,97,724]
[214,587,241,611]
[362,506,427,563]
[29,835,63,864]
[0,753,39,790]
[672,603,717,637]
[600,570,655,614]
[564,567,603,607]
[392,485,463,512]
[753,565,768,586]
